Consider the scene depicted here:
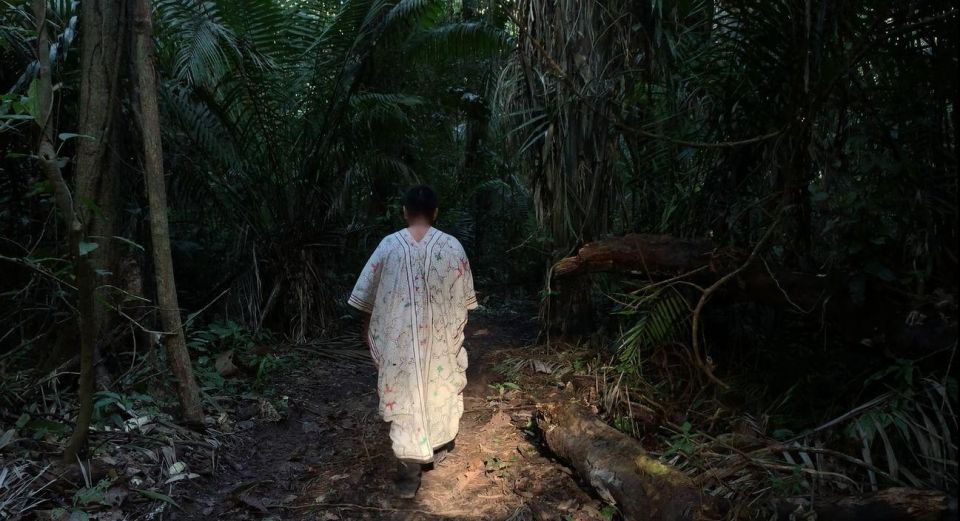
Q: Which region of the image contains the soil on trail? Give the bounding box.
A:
[173,313,607,521]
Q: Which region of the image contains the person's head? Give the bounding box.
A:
[402,185,438,224]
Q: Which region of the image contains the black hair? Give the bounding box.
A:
[402,185,438,221]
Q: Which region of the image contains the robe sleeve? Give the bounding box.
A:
[348,239,386,313]
[460,246,478,311]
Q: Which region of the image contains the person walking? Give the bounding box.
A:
[348,185,478,498]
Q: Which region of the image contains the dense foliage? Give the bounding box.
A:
[1,0,957,517]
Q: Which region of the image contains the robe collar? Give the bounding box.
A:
[401,226,435,247]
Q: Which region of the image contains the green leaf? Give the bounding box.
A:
[600,505,618,520]
[58,133,94,141]
[79,241,99,256]
[26,418,70,436]
[136,489,181,508]
[26,180,53,197]
[78,196,104,219]
[25,79,41,120]
[15,413,30,429]
[772,428,794,440]
[0,429,16,450]
[75,479,111,506]
[68,510,90,521]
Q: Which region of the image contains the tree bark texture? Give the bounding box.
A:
[74,0,126,349]
[513,0,622,333]
[133,0,204,425]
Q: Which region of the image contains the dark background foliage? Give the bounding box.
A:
[1,0,956,512]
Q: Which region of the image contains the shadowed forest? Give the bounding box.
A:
[1,0,957,520]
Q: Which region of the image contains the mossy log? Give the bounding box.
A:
[538,400,717,521]
[537,400,956,521]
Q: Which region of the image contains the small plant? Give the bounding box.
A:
[254,354,288,390]
[612,415,633,434]
[13,411,70,441]
[572,358,587,372]
[769,465,806,496]
[187,320,281,392]
[91,391,159,428]
[488,381,520,403]
[600,504,619,520]
[51,478,114,520]
[492,357,524,383]
[484,456,509,472]
[663,421,696,458]
[74,479,111,507]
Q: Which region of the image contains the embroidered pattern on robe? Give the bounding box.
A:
[349,227,477,462]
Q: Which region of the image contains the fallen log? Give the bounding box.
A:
[537,399,957,521]
[538,399,717,521]
[549,234,959,354]
[778,487,956,521]
[552,234,721,279]
[551,234,827,310]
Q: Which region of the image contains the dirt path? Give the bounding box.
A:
[171,313,607,521]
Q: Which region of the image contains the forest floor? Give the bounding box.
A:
[165,311,609,521]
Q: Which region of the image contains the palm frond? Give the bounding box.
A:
[617,285,691,370]
[406,21,509,62]
[154,0,242,88]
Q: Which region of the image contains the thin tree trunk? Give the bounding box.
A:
[133,0,204,425]
[33,0,96,461]
[74,0,125,393]
[66,0,127,459]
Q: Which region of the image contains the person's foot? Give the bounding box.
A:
[432,440,455,466]
[395,460,422,499]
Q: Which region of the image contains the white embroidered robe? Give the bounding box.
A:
[348,227,477,462]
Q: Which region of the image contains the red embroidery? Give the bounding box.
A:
[385,401,396,411]
[385,384,394,393]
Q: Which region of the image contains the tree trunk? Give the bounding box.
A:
[133,0,204,426]
[73,0,126,394]
[33,0,97,462]
[538,400,716,521]
[513,0,620,334]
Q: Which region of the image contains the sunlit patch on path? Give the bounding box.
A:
[173,315,606,520]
